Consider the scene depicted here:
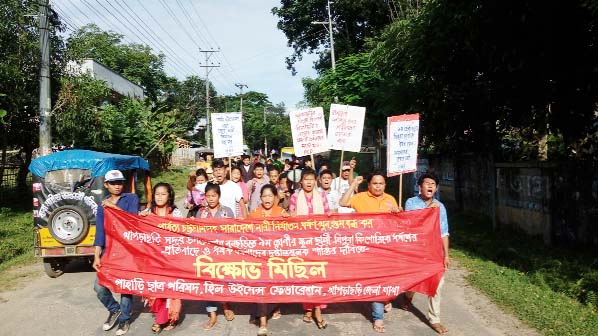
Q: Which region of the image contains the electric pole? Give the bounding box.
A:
[312,0,336,71]
[199,49,220,148]
[235,83,248,114]
[38,0,51,156]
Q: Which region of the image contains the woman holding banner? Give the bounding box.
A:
[140,182,183,333]
[249,184,288,335]
[196,182,236,330]
[289,168,330,329]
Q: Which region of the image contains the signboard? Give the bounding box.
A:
[387,114,419,176]
[327,104,366,152]
[289,107,328,157]
[211,112,244,158]
[98,208,445,303]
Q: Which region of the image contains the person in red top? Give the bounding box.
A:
[140,183,183,333]
[288,168,330,329]
[249,184,288,335]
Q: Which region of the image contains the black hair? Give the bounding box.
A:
[300,168,317,180]
[212,159,226,169]
[204,182,221,196]
[151,182,176,210]
[366,170,386,184]
[268,165,280,173]
[319,169,333,178]
[242,154,250,160]
[254,162,265,169]
[260,184,279,197]
[195,168,208,180]
[231,165,242,174]
[417,172,439,186]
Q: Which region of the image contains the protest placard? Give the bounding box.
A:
[289,107,328,157]
[327,104,366,152]
[99,208,445,303]
[387,114,420,176]
[211,112,244,158]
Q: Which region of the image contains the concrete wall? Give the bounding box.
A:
[420,157,598,246]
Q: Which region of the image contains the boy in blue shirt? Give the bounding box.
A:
[93,170,139,335]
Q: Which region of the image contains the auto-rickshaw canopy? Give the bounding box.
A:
[29,149,150,178]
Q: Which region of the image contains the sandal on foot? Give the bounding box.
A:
[202,318,217,331]
[315,318,327,329]
[257,326,268,335]
[271,308,282,320]
[431,323,449,334]
[224,308,235,321]
[373,320,385,333]
[302,311,313,323]
[384,301,392,313]
[151,322,162,334]
[162,321,176,331]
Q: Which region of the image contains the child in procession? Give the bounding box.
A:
[184,168,208,217]
[195,182,235,330]
[288,168,330,329]
[140,182,183,333]
[249,184,288,335]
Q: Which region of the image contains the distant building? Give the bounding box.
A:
[66,59,145,100]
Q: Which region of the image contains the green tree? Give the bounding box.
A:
[272,0,394,73]
[371,0,598,158]
[225,91,292,151]
[66,24,168,100]
[0,0,65,188]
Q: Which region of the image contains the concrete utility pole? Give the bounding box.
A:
[38,0,51,156]
[263,107,268,157]
[199,49,220,148]
[312,0,336,71]
[235,83,248,114]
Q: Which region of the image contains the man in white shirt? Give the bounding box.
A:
[212,159,247,218]
[318,169,339,212]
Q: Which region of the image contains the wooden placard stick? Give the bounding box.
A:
[338,150,345,185]
[399,173,403,206]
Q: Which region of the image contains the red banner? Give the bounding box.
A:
[98,208,444,303]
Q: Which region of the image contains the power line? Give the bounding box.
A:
[110,0,198,77]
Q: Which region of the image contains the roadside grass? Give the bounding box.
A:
[451,212,598,336]
[0,168,191,291]
[150,166,193,198]
[0,208,37,291]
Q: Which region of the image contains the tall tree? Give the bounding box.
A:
[272,0,393,73]
[0,0,64,188]
[66,24,168,100]
[372,0,598,158]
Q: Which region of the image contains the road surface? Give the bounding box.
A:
[0,260,540,336]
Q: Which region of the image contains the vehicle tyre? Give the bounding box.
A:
[43,258,66,278]
[48,205,90,245]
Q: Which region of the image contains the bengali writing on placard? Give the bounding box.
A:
[212,112,244,158]
[290,107,328,156]
[387,114,420,176]
[328,104,366,152]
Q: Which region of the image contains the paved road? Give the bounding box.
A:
[0,260,540,336]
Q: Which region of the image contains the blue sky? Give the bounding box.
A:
[52,0,320,109]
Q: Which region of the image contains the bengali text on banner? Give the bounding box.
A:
[98,208,445,303]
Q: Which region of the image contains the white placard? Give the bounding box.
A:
[211,112,244,158]
[387,114,419,176]
[327,104,366,152]
[289,107,328,157]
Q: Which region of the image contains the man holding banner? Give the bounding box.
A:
[339,171,401,333]
[403,173,450,335]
